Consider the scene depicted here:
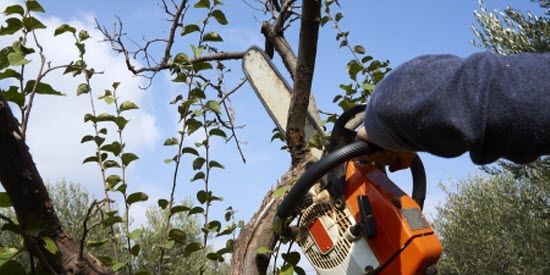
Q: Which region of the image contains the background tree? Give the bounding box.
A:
[434,1,549,274]
[433,174,549,274]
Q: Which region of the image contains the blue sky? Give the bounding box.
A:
[1,0,546,261]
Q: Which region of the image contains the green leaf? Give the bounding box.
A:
[161,240,175,250]
[283,251,301,265]
[182,147,199,155]
[111,262,126,272]
[130,244,140,257]
[197,190,207,204]
[54,24,76,36]
[280,264,294,275]
[103,217,123,227]
[76,83,90,95]
[87,239,109,247]
[194,0,210,9]
[354,45,366,54]
[116,183,127,194]
[192,157,206,170]
[22,17,46,31]
[209,128,227,138]
[163,137,179,146]
[82,156,98,164]
[121,153,139,166]
[192,61,213,72]
[126,228,143,241]
[273,186,290,198]
[190,44,204,57]
[188,206,204,215]
[0,247,20,267]
[158,199,169,209]
[183,242,202,257]
[105,175,122,189]
[206,252,220,261]
[101,142,122,157]
[7,52,29,66]
[191,172,205,182]
[103,160,120,169]
[170,205,190,215]
[104,96,114,104]
[120,100,139,112]
[186,119,202,135]
[208,160,224,169]
[0,193,12,207]
[207,221,221,232]
[320,16,330,27]
[168,229,186,242]
[26,1,45,12]
[172,73,188,83]
[205,100,221,114]
[24,80,64,96]
[112,82,120,89]
[181,24,200,36]
[78,30,90,42]
[2,86,24,108]
[4,5,24,16]
[0,18,23,35]
[211,10,228,25]
[82,156,99,164]
[203,32,223,42]
[335,12,344,22]
[0,260,27,274]
[42,237,57,254]
[338,97,355,111]
[127,192,148,205]
[0,69,21,80]
[255,246,272,255]
[113,116,129,130]
[189,87,206,99]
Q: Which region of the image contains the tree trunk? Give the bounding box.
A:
[230,154,317,275]
[0,95,112,274]
[231,1,322,273]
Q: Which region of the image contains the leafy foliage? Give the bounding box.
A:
[472,0,550,54]
[433,174,549,274]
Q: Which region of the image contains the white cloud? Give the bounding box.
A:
[0,4,161,196]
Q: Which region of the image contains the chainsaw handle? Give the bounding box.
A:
[274,141,427,237]
[274,141,375,236]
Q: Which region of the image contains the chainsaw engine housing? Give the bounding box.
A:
[298,161,442,274]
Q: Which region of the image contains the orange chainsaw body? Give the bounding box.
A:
[344,161,442,274]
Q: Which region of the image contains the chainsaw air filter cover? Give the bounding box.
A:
[297,161,442,275]
[298,201,379,274]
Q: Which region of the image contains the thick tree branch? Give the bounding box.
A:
[230,154,317,275]
[286,0,321,165]
[0,94,112,274]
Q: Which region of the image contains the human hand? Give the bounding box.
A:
[356,126,417,172]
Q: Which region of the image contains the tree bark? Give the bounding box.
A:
[0,94,112,274]
[231,1,322,274]
[230,154,317,275]
[286,0,322,165]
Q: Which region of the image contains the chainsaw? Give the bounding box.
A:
[243,47,442,275]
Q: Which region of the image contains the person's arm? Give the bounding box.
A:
[363,52,550,165]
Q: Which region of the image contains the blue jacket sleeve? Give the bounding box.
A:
[363,52,550,164]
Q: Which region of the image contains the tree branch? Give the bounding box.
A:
[286,0,321,165]
[0,94,112,274]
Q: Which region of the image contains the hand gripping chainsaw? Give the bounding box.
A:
[243,47,442,275]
